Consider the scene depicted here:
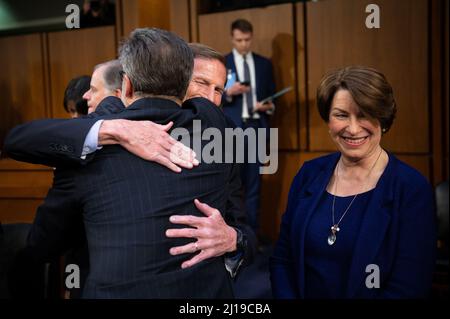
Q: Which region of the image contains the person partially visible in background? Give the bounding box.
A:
[81,0,115,28]
[83,59,123,113]
[222,19,275,240]
[63,75,91,118]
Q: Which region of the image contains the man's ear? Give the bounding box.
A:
[122,74,133,98]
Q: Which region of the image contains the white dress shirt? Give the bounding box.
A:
[232,49,260,119]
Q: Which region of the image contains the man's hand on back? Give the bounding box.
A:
[166,199,238,269]
[98,119,198,173]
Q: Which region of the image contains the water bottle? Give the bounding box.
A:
[225,69,236,90]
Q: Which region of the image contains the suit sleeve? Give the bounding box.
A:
[2,96,125,167]
[222,114,257,263]
[3,117,98,167]
[223,162,257,269]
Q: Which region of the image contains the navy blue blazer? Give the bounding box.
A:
[223,52,275,129]
[270,152,436,298]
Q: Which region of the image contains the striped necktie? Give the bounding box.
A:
[243,54,254,116]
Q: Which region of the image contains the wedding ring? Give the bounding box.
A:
[194,242,199,252]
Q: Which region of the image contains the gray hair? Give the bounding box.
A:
[118,28,193,100]
[188,43,225,67]
[94,60,123,92]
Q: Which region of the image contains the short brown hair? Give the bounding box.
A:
[189,43,226,67]
[316,66,397,133]
[231,19,253,35]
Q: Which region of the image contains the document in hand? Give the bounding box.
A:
[259,86,293,104]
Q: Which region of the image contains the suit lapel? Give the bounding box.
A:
[253,54,261,99]
[345,154,395,298]
[227,54,240,82]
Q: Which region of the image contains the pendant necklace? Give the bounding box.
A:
[327,149,383,246]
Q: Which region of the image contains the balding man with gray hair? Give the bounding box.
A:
[83,59,123,113]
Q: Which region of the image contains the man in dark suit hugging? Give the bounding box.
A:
[8,28,235,298]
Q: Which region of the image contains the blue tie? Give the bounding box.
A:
[243,55,254,116]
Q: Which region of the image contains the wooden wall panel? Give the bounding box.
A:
[1,27,115,223]
[430,0,448,185]
[190,0,199,42]
[0,171,53,190]
[198,3,298,150]
[47,26,116,119]
[122,0,171,37]
[121,0,139,37]
[0,33,48,151]
[138,0,170,31]
[395,154,430,181]
[306,0,429,154]
[170,0,190,41]
[0,159,53,223]
[260,151,329,240]
[115,0,125,43]
[295,3,308,150]
[0,199,46,224]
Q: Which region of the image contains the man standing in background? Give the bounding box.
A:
[83,59,123,113]
[223,19,276,237]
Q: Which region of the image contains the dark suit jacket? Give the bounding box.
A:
[28,97,125,259]
[270,152,436,298]
[223,52,275,129]
[4,97,256,273]
[7,97,125,298]
[7,97,236,298]
[4,96,126,168]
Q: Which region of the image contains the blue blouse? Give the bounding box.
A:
[304,190,374,299]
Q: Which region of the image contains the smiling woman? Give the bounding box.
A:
[315,66,397,195]
[270,66,436,299]
[327,90,383,163]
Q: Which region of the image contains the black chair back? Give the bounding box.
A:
[436,181,449,245]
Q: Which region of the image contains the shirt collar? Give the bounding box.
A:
[232,48,253,61]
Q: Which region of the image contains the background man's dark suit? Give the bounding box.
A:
[223,52,275,233]
[223,53,275,130]
[6,97,236,298]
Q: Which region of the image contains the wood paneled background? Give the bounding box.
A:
[0,0,448,240]
[47,26,117,119]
